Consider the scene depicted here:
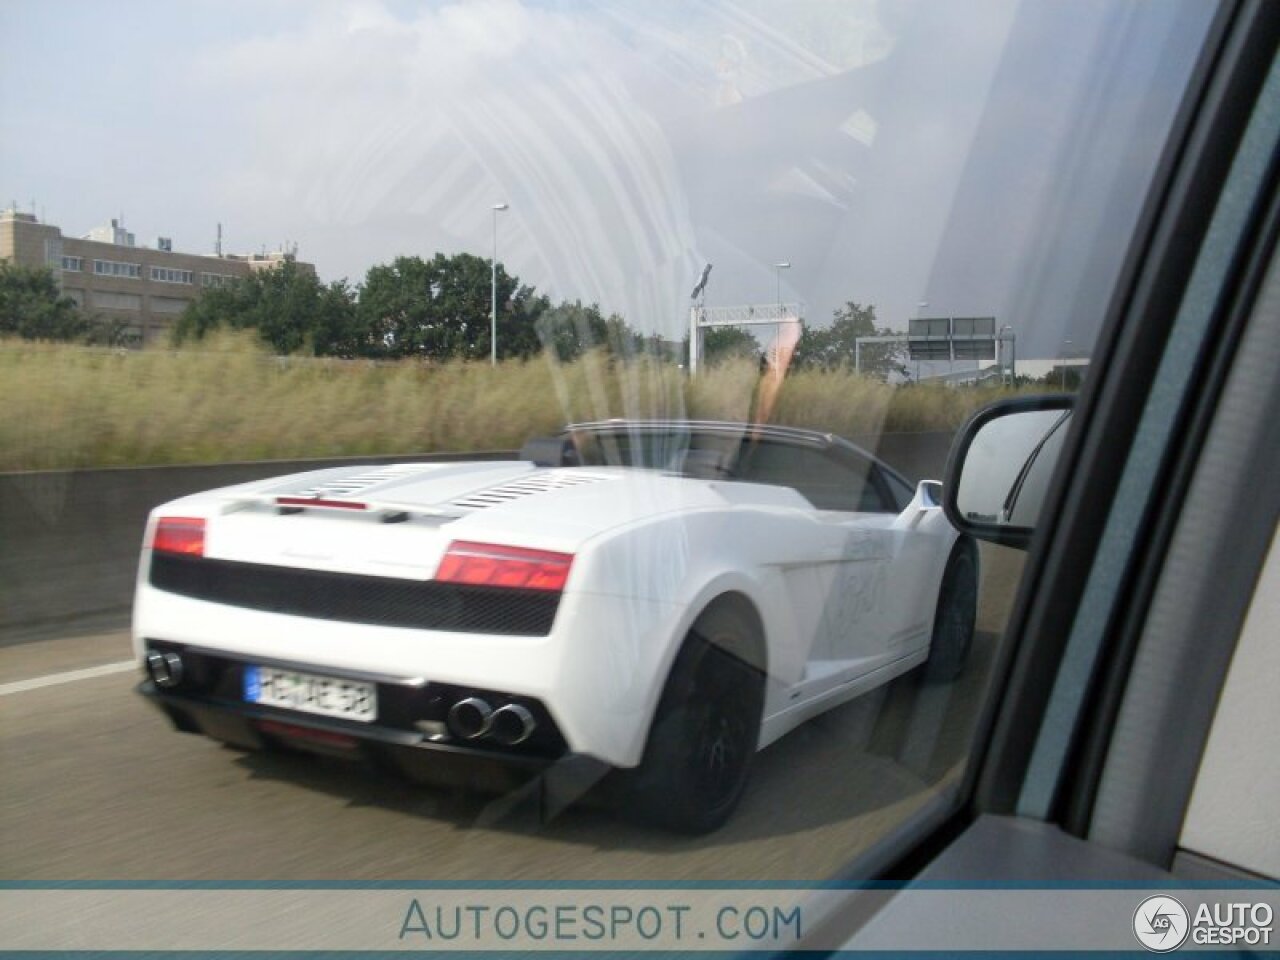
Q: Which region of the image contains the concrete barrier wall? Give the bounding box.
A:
[0,432,954,642]
[0,452,515,643]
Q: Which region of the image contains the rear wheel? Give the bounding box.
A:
[924,540,979,683]
[622,603,765,834]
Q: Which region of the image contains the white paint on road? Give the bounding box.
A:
[0,660,137,697]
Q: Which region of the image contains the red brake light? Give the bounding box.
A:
[151,517,206,556]
[436,541,573,593]
[275,497,367,510]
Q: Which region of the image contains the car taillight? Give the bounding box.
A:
[436,541,573,592]
[150,517,206,556]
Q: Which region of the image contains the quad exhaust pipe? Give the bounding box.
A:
[146,650,184,688]
[446,697,536,745]
[490,704,536,746]
[447,697,494,739]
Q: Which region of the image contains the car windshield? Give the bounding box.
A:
[569,423,907,512]
[1,0,1217,907]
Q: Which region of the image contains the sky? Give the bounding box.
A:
[1,0,1213,357]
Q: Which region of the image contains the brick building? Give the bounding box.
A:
[1,208,314,344]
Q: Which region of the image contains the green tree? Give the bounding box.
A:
[0,263,90,341]
[607,316,650,358]
[174,261,360,356]
[536,300,607,361]
[535,301,646,361]
[83,314,140,348]
[1038,365,1084,392]
[792,301,906,380]
[696,326,762,365]
[358,253,545,361]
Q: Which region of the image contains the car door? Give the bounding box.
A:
[782,446,953,671]
[739,440,913,677]
[818,454,941,671]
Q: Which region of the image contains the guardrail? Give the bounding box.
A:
[0,432,954,643]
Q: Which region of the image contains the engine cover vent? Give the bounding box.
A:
[452,471,613,510]
[291,464,437,500]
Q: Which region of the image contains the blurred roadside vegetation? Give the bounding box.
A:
[1,253,916,379]
[0,333,1033,472]
[2,254,1056,471]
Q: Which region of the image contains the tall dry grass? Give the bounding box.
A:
[0,335,1023,471]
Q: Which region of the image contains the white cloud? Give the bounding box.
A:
[196,0,705,333]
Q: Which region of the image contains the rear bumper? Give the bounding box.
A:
[133,581,684,767]
[136,654,582,795]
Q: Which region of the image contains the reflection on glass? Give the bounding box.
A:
[957,411,1071,528]
[0,0,1217,889]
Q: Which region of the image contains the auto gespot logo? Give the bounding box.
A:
[1133,896,1189,952]
[1133,895,1275,951]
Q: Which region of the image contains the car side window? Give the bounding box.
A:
[856,471,892,512]
[737,441,875,512]
[855,465,903,513]
[879,467,916,513]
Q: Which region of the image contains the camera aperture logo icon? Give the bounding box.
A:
[1134,895,1190,952]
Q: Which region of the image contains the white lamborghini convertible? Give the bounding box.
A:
[133,420,976,832]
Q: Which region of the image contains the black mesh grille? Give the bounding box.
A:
[149,553,560,636]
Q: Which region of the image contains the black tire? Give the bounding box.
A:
[924,540,979,683]
[621,603,765,834]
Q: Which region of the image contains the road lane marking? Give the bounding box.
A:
[0,660,137,697]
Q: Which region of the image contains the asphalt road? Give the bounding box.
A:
[0,547,1023,882]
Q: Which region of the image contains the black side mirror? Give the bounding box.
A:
[943,395,1074,550]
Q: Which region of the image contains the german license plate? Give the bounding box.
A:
[243,665,376,723]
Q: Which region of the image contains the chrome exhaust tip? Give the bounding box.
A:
[490,703,536,746]
[447,697,493,739]
[146,650,184,688]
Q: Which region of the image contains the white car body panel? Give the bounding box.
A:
[133,427,961,769]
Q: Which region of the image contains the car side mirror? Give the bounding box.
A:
[943,395,1074,550]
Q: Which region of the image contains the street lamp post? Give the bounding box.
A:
[1061,338,1072,390]
[774,261,790,307]
[491,202,509,366]
[915,300,928,382]
[1000,324,1015,384]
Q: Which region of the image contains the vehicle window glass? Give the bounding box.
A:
[0,0,1217,896]
[880,467,917,512]
[858,467,894,513]
[737,441,870,511]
